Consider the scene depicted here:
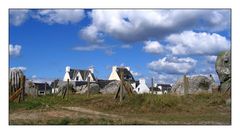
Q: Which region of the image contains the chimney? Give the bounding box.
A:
[112,66,117,72]
[154,83,157,87]
[89,67,94,74]
[139,78,146,84]
[66,66,70,73]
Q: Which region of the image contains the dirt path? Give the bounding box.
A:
[10,106,228,125]
[10,106,159,124]
[61,106,158,124]
[62,107,122,118]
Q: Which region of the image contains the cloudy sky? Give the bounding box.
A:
[9,9,231,84]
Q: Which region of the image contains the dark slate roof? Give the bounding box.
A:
[157,84,172,88]
[157,84,172,91]
[50,79,60,88]
[134,80,140,87]
[34,83,51,91]
[69,69,96,81]
[116,67,135,82]
[149,87,161,91]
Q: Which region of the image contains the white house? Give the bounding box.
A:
[133,78,150,94]
[63,66,96,82]
[151,83,172,95]
[108,66,134,81]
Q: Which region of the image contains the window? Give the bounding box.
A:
[138,88,140,92]
[39,91,45,95]
[76,76,79,81]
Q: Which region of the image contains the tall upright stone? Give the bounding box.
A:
[215,50,231,94]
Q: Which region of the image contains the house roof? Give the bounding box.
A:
[157,84,172,88]
[34,83,51,91]
[116,67,135,82]
[69,69,96,81]
[149,87,161,91]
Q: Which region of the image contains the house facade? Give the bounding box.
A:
[63,66,96,82]
[108,66,134,81]
[150,83,172,94]
[25,81,52,96]
[133,78,150,94]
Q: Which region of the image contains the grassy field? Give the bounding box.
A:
[9,93,231,125]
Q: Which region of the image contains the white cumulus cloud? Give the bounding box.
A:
[32,9,85,25]
[167,31,230,55]
[32,75,37,79]
[143,41,164,54]
[10,66,27,71]
[73,44,114,56]
[80,25,103,44]
[206,55,217,63]
[9,9,29,26]
[148,56,197,74]
[73,45,106,51]
[9,44,22,56]
[130,70,141,77]
[82,10,230,43]
[121,44,132,49]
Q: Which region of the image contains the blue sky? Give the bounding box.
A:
[9,9,231,84]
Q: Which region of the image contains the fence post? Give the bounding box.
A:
[9,80,12,97]
[45,82,47,95]
[63,79,69,99]
[87,77,90,97]
[120,68,124,102]
[151,78,154,94]
[54,80,56,94]
[183,74,189,95]
[22,76,25,101]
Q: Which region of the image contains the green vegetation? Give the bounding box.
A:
[9,93,231,125]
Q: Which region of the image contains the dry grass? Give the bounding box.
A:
[9,93,231,125]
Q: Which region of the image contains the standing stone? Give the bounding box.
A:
[100,81,121,94]
[215,51,231,94]
[172,75,216,95]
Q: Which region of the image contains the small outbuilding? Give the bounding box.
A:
[133,78,150,94]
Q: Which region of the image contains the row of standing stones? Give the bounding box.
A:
[54,51,231,97]
[22,50,230,97]
[171,50,231,96]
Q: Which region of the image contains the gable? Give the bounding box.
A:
[66,68,96,81]
[108,70,120,80]
[134,82,150,93]
[74,72,83,81]
[116,68,135,82]
[79,70,90,80]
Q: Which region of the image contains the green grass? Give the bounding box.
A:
[9,93,231,125]
[10,93,229,113]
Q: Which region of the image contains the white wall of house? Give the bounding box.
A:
[108,66,120,80]
[89,67,94,74]
[155,91,163,95]
[63,66,95,82]
[133,78,150,94]
[63,66,71,81]
[63,72,70,81]
[131,82,137,89]
[87,73,95,82]
[74,72,83,81]
[52,88,59,94]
